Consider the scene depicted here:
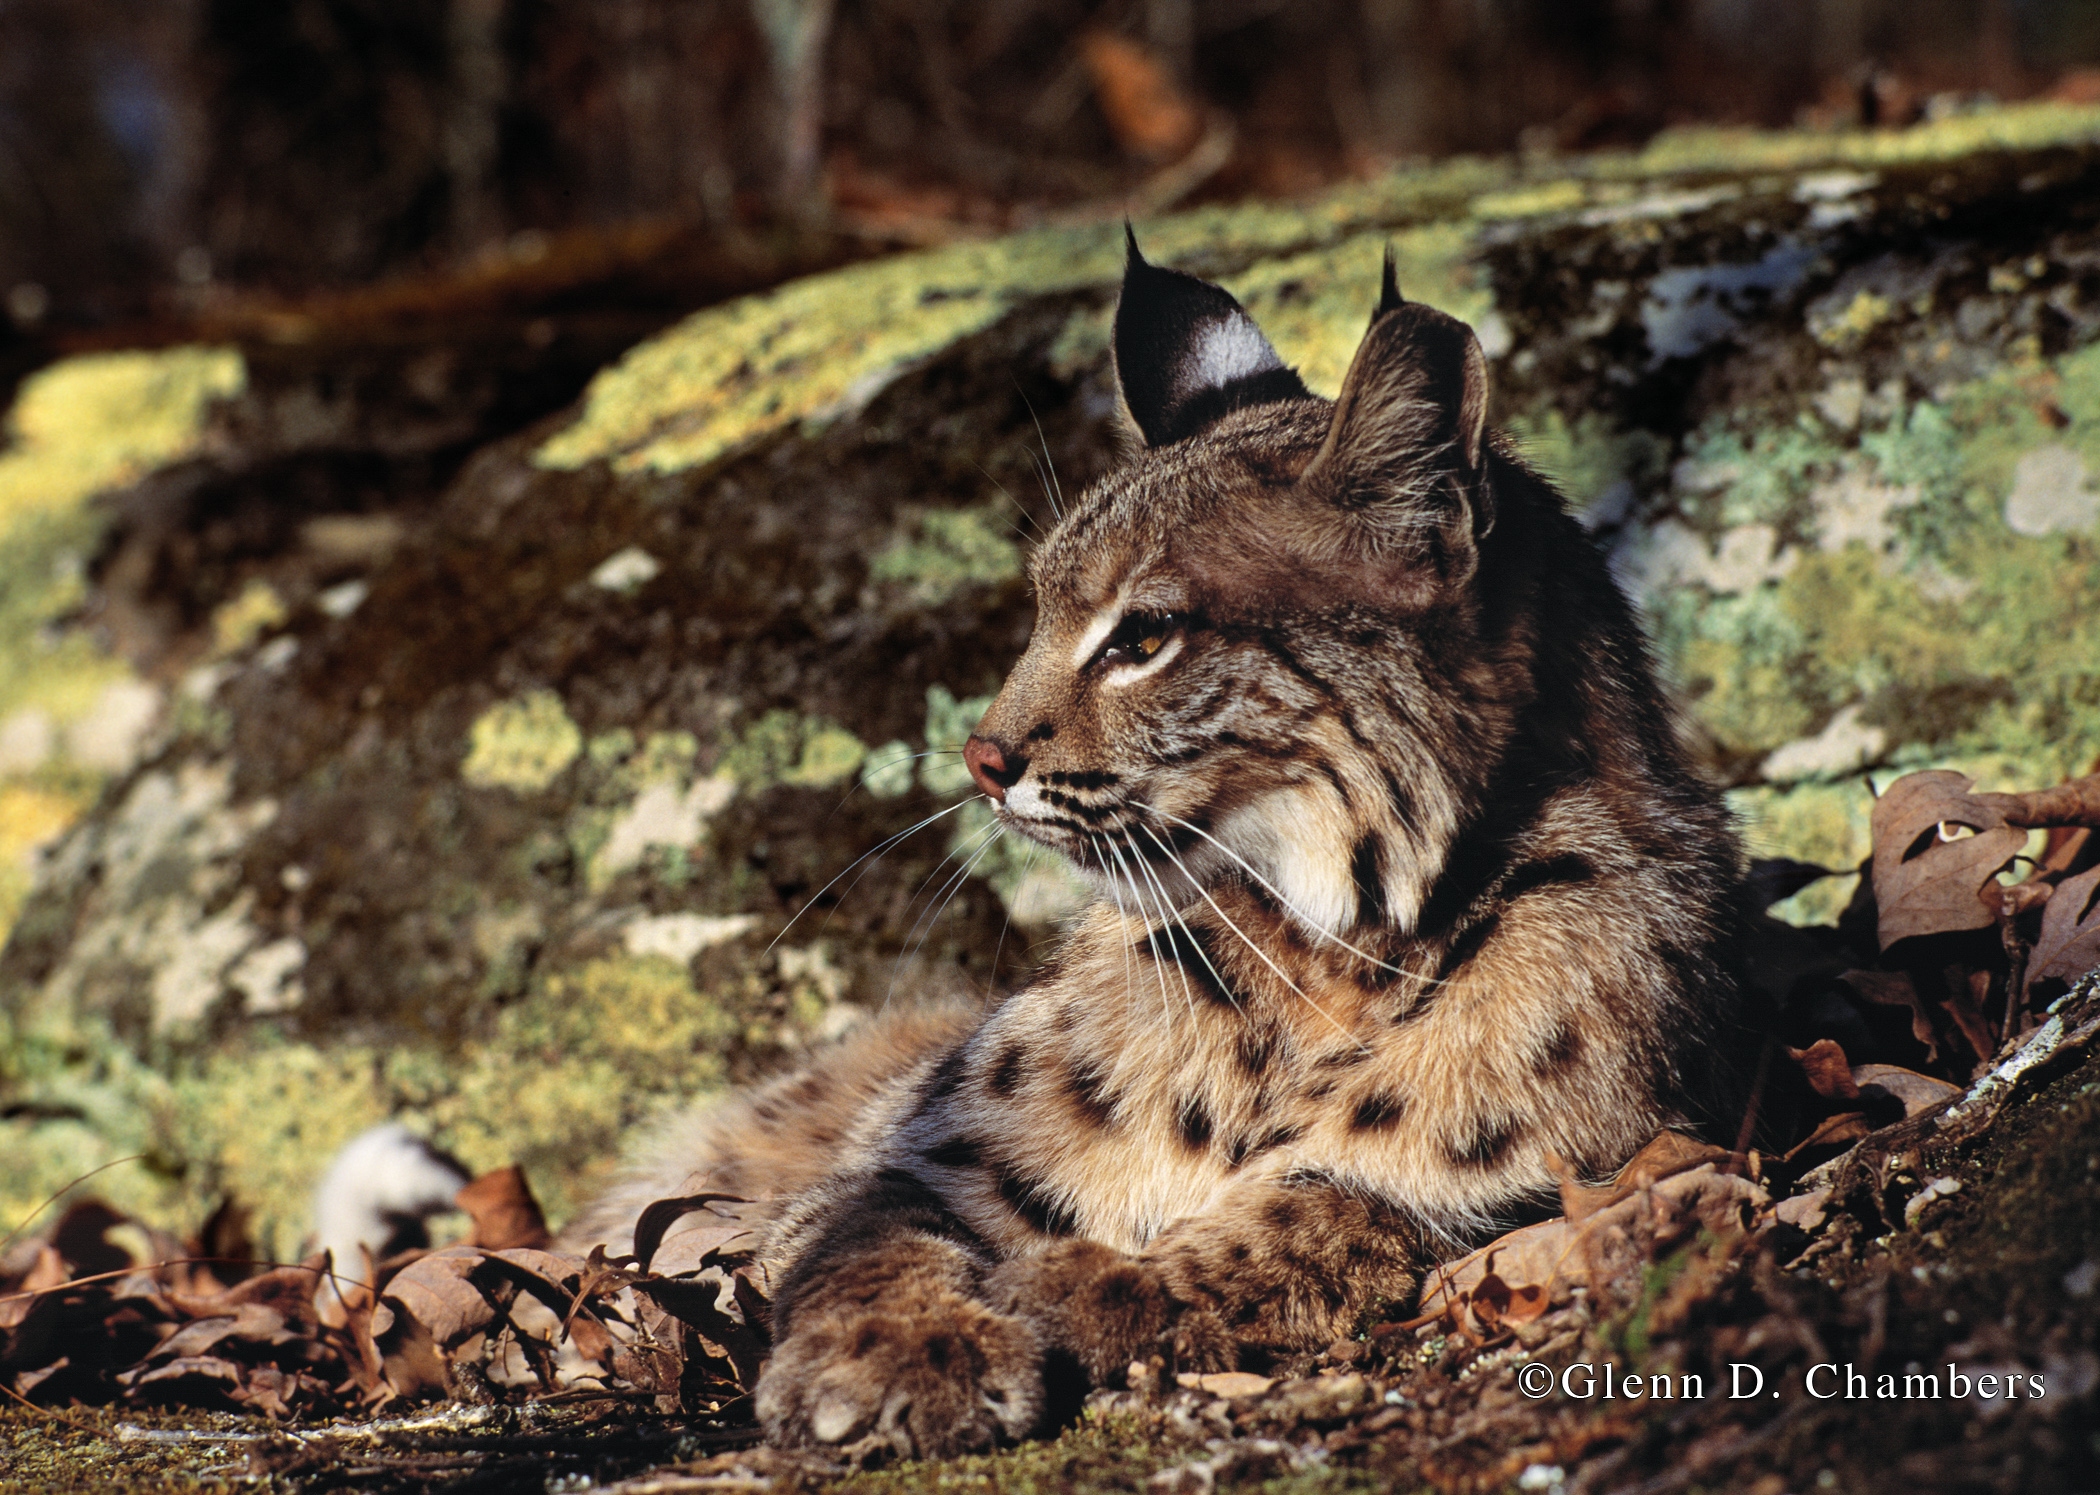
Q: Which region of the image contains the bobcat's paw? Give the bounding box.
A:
[987,1240,1234,1386]
[756,1292,1042,1461]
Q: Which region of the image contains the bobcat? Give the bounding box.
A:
[330,235,1745,1461]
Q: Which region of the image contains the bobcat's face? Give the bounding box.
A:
[967,242,1504,941]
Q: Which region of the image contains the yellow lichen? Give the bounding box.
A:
[532,100,2100,484]
[1224,225,1490,397]
[210,578,289,655]
[0,346,246,946]
[719,709,869,791]
[0,347,245,533]
[1470,180,1588,220]
[1633,101,2100,177]
[461,690,584,792]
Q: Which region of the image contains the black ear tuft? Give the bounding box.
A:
[1375,245,1405,319]
[1113,231,1310,446]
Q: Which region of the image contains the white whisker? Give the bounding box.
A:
[1103,833,1182,1033]
[1145,807,1447,989]
[888,819,1006,1005]
[766,796,978,953]
[1137,823,1369,1052]
[1124,835,1202,1027]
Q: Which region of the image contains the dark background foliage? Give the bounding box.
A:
[5,0,2100,333]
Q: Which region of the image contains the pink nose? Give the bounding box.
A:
[963,736,1023,801]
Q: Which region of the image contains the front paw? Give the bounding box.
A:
[756,1292,1042,1461]
[986,1240,1233,1385]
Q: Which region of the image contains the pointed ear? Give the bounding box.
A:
[1113,228,1310,446]
[1299,298,1490,540]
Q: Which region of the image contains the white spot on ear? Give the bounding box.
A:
[1183,315,1283,396]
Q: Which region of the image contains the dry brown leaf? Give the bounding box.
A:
[1850,1063,1961,1118]
[1782,1110,1873,1162]
[1079,32,1204,162]
[632,1194,749,1275]
[1871,770,2027,948]
[1553,1132,1728,1222]
[1978,770,2100,831]
[1942,964,1999,1063]
[2028,865,2100,999]
[1838,968,1942,1064]
[372,1246,496,1351]
[457,1165,552,1250]
[0,1246,69,1332]
[1785,1039,1860,1101]
[1416,1166,1768,1326]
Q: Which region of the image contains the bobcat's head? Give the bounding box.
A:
[966,233,1528,945]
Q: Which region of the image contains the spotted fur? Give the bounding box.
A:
[563,241,1746,1462]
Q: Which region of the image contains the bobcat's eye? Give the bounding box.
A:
[1097,611,1184,669]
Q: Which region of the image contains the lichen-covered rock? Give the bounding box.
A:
[7,102,2100,1255]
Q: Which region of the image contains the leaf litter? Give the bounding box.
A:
[6,767,2100,1491]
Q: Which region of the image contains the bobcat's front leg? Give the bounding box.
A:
[756,1171,1042,1460]
[988,1176,1422,1384]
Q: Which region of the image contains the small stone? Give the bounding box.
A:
[2004,445,2100,537]
[589,545,662,593]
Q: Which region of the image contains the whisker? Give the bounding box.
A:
[766,797,978,954]
[1144,807,1445,988]
[1102,833,1180,1033]
[1147,866,1246,1019]
[1012,381,1065,520]
[1124,834,1202,1028]
[1090,834,1157,1033]
[971,460,1044,543]
[1137,823,1369,1052]
[888,819,1006,1005]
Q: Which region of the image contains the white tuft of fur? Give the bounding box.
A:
[1221,783,1358,940]
[1181,315,1283,395]
[312,1123,469,1293]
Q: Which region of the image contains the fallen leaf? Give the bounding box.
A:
[1786,1039,1860,1101]
[1870,771,2027,949]
[1553,1132,1729,1222]
[1941,963,2000,1063]
[373,1247,496,1351]
[1773,1186,1833,1232]
[457,1165,552,1250]
[2028,865,2100,999]
[632,1194,749,1275]
[1415,1166,1768,1325]
[121,1353,244,1398]
[1850,1063,1961,1118]
[1838,968,1942,1065]
[1782,1110,1873,1162]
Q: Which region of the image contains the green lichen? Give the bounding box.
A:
[919,685,993,797]
[1659,340,2100,891]
[870,504,1025,603]
[860,740,918,798]
[461,690,585,792]
[719,709,867,791]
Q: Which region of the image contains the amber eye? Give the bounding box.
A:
[1097,612,1184,669]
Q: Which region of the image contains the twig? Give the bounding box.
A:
[1980,772,2100,829]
